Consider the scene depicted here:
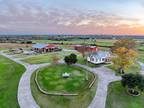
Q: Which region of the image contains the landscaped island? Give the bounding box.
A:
[31,64,97,108]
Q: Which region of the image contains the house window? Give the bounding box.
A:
[102,58,105,61]
[90,57,94,61]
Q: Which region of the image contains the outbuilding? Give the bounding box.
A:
[32,43,62,53]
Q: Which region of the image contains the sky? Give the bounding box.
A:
[0,0,144,35]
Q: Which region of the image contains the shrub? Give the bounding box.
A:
[64,53,77,65]
[26,41,32,44]
[52,55,60,64]
[121,73,144,96]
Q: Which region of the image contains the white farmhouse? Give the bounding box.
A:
[87,51,111,64]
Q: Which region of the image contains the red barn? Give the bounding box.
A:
[32,43,62,53]
[74,45,98,52]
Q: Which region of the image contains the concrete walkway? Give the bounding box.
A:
[75,64,121,108]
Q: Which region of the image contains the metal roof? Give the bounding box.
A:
[88,51,110,58]
[32,43,48,49]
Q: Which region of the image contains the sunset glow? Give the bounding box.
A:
[0,0,144,35]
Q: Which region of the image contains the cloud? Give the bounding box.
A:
[0,0,143,34]
[76,19,92,26]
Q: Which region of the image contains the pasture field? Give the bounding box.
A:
[32,39,115,47]
[0,43,31,49]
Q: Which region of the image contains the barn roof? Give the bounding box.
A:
[32,43,58,49]
[32,43,48,49]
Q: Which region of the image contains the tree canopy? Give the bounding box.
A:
[111,39,138,73]
[64,53,77,65]
[121,74,144,95]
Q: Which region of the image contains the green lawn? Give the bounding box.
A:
[31,64,97,108]
[77,56,96,67]
[106,81,144,108]
[0,48,5,50]
[138,51,144,63]
[137,45,144,51]
[23,50,107,67]
[136,44,144,63]
[96,41,114,47]
[23,51,80,64]
[107,63,141,75]
[36,64,95,94]
[0,55,25,108]
[77,56,108,67]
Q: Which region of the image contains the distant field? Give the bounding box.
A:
[0,43,31,50]
[32,39,115,47]
[0,55,25,108]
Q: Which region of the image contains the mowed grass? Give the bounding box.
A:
[106,81,144,108]
[0,55,25,108]
[137,45,144,51]
[23,49,108,67]
[37,64,95,94]
[137,45,144,63]
[31,68,97,108]
[23,51,80,64]
[23,51,106,67]
[107,63,141,75]
[138,51,144,63]
[77,56,108,67]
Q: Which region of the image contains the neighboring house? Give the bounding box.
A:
[32,43,62,53]
[87,51,111,64]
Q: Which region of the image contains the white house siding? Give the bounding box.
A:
[87,51,111,64]
[87,56,105,64]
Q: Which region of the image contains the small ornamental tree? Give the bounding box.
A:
[52,55,60,64]
[64,53,77,65]
[75,46,89,58]
[121,74,144,96]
